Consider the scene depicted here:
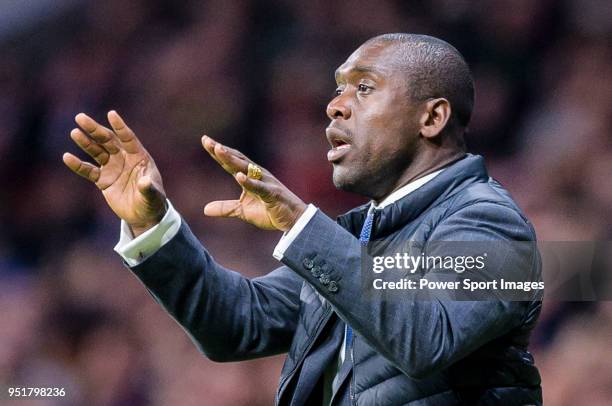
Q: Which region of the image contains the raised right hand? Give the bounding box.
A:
[62,111,167,236]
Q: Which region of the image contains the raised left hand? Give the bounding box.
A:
[201,136,307,232]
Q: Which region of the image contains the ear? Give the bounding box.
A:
[419,98,451,139]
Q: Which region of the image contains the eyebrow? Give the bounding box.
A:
[335,65,383,82]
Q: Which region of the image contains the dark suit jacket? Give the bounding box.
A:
[129,154,543,405]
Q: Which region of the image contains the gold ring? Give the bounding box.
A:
[247,163,263,180]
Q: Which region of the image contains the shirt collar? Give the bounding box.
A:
[369,169,445,211]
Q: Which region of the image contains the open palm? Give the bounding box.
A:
[201,136,306,232]
[63,111,166,235]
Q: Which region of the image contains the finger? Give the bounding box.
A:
[70,128,110,165]
[202,135,253,163]
[202,135,253,175]
[201,135,218,156]
[201,135,225,167]
[221,144,250,161]
[203,200,242,218]
[107,110,143,154]
[62,152,101,183]
[235,172,275,203]
[215,143,250,175]
[75,113,120,154]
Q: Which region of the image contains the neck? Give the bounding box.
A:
[373,148,466,205]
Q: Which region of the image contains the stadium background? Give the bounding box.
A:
[1,0,611,404]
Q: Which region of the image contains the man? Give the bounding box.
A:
[63,34,542,405]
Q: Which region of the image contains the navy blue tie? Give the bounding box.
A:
[345,210,375,357]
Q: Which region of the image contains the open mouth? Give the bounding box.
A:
[331,138,350,149]
[326,128,352,162]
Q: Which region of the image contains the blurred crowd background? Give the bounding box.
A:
[1,0,611,405]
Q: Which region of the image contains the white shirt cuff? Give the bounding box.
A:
[273,204,318,261]
[114,199,182,267]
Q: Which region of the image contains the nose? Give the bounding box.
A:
[326,96,351,120]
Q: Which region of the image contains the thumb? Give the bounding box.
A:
[204,200,241,218]
[137,175,154,195]
[137,175,165,203]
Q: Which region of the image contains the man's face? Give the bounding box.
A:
[326,42,422,200]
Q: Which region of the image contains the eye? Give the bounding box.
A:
[334,87,344,96]
[357,83,372,93]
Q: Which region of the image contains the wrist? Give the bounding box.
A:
[129,223,157,238]
[128,202,168,237]
[285,202,307,232]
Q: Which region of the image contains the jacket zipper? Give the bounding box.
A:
[275,307,333,405]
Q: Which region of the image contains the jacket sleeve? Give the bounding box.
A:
[279,202,538,379]
[129,220,303,362]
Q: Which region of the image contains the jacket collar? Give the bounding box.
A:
[336,154,489,238]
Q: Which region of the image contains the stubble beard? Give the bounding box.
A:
[331,163,376,198]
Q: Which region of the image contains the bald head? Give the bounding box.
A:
[365,33,474,129]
